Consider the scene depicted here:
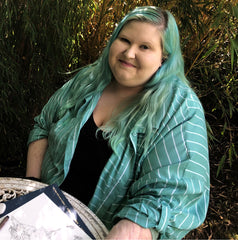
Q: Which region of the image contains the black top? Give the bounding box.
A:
[60,114,112,205]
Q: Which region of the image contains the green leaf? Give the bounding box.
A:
[230,36,238,70]
[231,4,238,19]
[202,44,218,60]
[217,154,226,177]
[228,143,238,168]
[231,36,238,53]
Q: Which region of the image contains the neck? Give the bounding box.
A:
[108,81,143,99]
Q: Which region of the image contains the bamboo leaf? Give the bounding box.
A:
[230,36,238,70]
[228,145,233,168]
[231,4,238,19]
[205,120,218,142]
[217,154,227,177]
[202,44,218,60]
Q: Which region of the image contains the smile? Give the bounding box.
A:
[119,59,136,68]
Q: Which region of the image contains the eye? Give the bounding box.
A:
[140,45,149,50]
[119,37,130,44]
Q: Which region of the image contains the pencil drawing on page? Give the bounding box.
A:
[0,193,91,240]
[7,216,83,240]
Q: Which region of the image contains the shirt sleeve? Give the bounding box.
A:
[27,78,75,145]
[114,90,210,239]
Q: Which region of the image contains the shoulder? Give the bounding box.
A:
[153,79,206,131]
[172,80,203,108]
[167,80,204,116]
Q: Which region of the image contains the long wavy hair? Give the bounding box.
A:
[58,6,189,154]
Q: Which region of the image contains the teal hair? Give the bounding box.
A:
[59,6,189,154]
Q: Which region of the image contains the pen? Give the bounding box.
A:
[0,216,9,230]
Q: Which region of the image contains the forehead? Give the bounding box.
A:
[118,21,162,44]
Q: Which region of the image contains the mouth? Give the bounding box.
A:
[119,59,136,68]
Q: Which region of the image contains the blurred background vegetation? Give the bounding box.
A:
[0,0,237,238]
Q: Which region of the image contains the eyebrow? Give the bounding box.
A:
[118,33,154,46]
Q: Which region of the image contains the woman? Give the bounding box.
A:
[26,6,210,239]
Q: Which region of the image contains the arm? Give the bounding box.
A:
[26,78,76,179]
[112,91,209,239]
[26,138,48,179]
[106,219,151,240]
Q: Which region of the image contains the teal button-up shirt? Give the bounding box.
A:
[28,77,210,239]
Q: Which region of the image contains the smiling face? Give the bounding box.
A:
[109,21,163,92]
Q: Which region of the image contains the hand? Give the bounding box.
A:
[106,219,152,240]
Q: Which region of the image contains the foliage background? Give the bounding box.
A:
[0,0,237,238]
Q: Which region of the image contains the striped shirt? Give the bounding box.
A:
[28,77,210,239]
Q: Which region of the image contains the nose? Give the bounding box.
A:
[124,45,136,59]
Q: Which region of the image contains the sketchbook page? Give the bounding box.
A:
[0,192,91,240]
[44,184,94,238]
[0,184,94,239]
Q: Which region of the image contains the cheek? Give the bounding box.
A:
[109,43,118,66]
[142,56,162,73]
[110,40,126,58]
[108,48,115,69]
[153,58,162,71]
[153,54,162,69]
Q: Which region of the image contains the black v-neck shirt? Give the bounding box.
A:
[60,114,112,205]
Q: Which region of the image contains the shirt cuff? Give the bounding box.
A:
[27,128,48,145]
